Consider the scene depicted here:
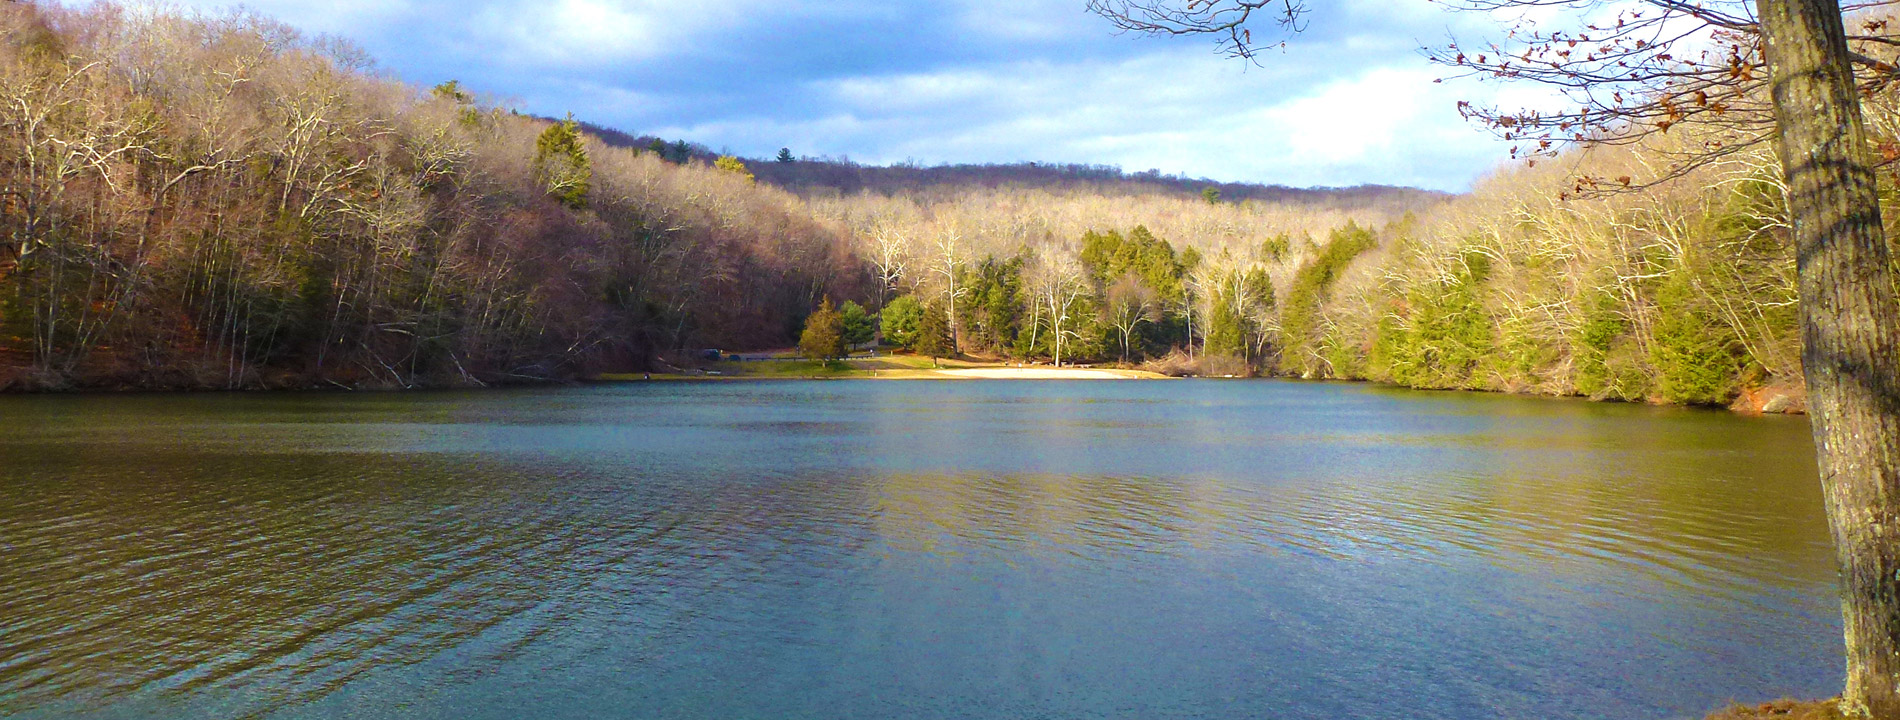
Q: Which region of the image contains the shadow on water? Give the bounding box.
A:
[0,380,1840,720]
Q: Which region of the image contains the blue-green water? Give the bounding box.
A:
[0,380,1840,719]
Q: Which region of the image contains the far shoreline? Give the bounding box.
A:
[596,352,1807,418]
[599,353,1172,381]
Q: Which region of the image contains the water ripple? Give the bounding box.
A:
[0,381,1841,720]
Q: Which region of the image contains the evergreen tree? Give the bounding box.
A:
[1280,222,1375,375]
[963,256,1025,355]
[431,80,471,103]
[533,115,590,209]
[839,301,875,347]
[1201,186,1221,204]
[777,147,795,163]
[880,295,925,349]
[1205,295,1246,358]
[799,297,846,361]
[914,302,953,366]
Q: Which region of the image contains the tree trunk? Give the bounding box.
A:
[1757,1,1900,716]
[1186,296,1195,359]
[947,288,959,354]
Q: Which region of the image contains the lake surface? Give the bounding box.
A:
[0,380,1841,719]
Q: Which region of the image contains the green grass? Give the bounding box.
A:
[706,360,857,377]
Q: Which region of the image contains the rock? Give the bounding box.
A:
[1760,392,1803,415]
[1731,383,1808,415]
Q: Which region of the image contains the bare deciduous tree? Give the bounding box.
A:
[1104,272,1159,363]
[1027,237,1090,367]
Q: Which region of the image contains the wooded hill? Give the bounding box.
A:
[0,3,864,390]
[0,0,1861,413]
[581,122,1446,209]
[0,2,1443,391]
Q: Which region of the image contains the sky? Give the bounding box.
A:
[151,0,1556,192]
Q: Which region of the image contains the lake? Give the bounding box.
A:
[0,380,1841,719]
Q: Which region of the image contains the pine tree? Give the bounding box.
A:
[799,297,846,361]
[880,295,924,349]
[777,147,795,163]
[914,302,953,367]
[839,301,875,347]
[533,114,590,209]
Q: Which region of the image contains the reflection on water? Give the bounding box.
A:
[0,381,1838,720]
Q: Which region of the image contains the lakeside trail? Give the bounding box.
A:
[601,353,1171,381]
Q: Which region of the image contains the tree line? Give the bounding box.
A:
[816,145,1811,413]
[0,3,863,389]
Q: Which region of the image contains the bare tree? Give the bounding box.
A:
[0,3,870,390]
[1090,0,1900,714]
[867,217,910,313]
[929,220,969,352]
[1104,272,1159,363]
[1027,238,1090,367]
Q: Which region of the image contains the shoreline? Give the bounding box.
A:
[0,356,1799,416]
[599,354,1806,417]
[602,354,1172,381]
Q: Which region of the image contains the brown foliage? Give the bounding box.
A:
[0,2,866,389]
[1705,698,1844,720]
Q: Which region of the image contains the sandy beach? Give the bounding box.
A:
[614,354,1173,381]
[931,367,1148,380]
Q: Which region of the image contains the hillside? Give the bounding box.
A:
[0,3,864,391]
[579,122,1449,210]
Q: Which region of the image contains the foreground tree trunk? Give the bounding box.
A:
[1757,1,1900,716]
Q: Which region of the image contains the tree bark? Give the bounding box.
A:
[1757,1,1900,716]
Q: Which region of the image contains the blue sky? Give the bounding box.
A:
[158,0,1543,191]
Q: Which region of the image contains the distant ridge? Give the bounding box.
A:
[577,121,1452,208]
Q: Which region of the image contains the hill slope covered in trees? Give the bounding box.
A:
[582,121,1446,208]
[1,0,1862,414]
[0,2,1443,390]
[0,3,863,390]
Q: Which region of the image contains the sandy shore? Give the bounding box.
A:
[609,355,1173,381]
[931,367,1155,380]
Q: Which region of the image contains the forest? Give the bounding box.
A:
[794,123,1845,412]
[0,0,1883,413]
[835,141,1820,411]
[578,121,1449,209]
[0,2,864,389]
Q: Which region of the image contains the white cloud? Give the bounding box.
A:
[953,0,1090,42]
[468,0,658,66]
[1255,68,1470,169]
[87,0,1555,190]
[653,48,1521,190]
[460,0,789,67]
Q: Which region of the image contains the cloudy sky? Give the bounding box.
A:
[156,0,1549,191]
